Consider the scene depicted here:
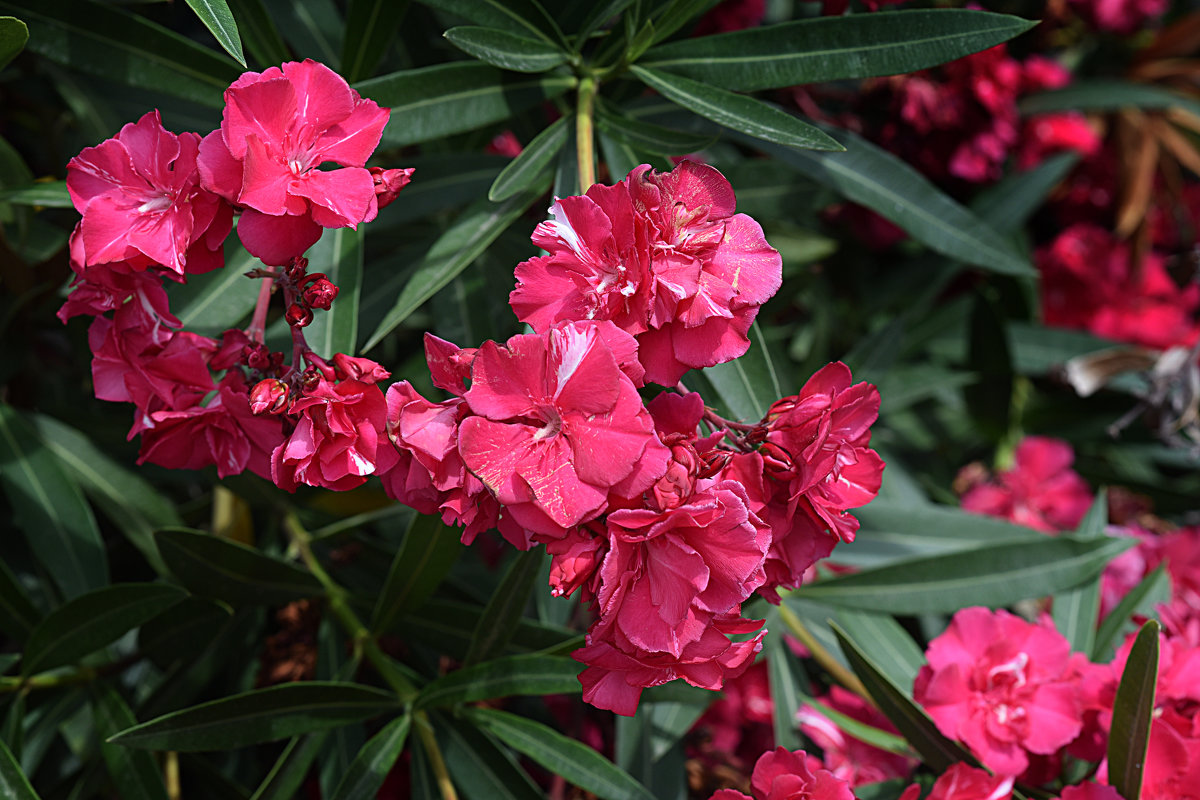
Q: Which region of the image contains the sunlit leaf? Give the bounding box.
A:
[415,655,581,710]
[444,26,568,73]
[184,0,246,66]
[1108,621,1160,800]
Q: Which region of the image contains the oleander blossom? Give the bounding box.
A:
[707,747,856,800]
[67,110,232,277]
[914,607,1083,776]
[198,59,401,265]
[797,685,918,787]
[958,436,1093,533]
[510,160,782,385]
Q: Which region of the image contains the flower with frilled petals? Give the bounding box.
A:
[959,436,1093,533]
[797,686,918,787]
[921,763,1014,800]
[914,607,1083,776]
[198,60,396,265]
[272,375,397,492]
[707,747,856,800]
[67,110,232,277]
[457,321,668,534]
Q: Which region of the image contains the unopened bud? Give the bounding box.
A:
[285,256,309,283]
[759,441,794,479]
[369,166,415,210]
[698,448,732,479]
[249,379,289,415]
[302,276,339,310]
[300,366,321,392]
[285,302,313,328]
[242,343,274,370]
[332,353,390,383]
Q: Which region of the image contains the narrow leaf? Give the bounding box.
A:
[641,10,1035,91]
[630,65,843,151]
[173,242,262,334]
[415,655,581,710]
[251,732,332,800]
[595,101,715,156]
[358,62,573,148]
[465,707,657,800]
[0,559,38,643]
[264,0,342,66]
[464,548,544,666]
[1094,564,1170,662]
[370,514,463,634]
[971,151,1079,233]
[227,0,290,67]
[363,183,547,351]
[695,319,782,422]
[765,630,803,750]
[0,15,27,71]
[795,692,913,756]
[793,536,1134,614]
[91,684,169,800]
[184,0,246,66]
[342,0,408,83]
[0,740,39,800]
[23,584,186,675]
[436,714,544,800]
[155,528,323,606]
[109,683,399,752]
[420,0,565,47]
[0,403,107,601]
[576,0,635,43]
[490,116,568,201]
[1052,490,1108,656]
[0,182,70,207]
[1021,80,1200,119]
[1108,621,1160,800]
[833,609,925,691]
[330,714,410,800]
[445,26,567,73]
[832,623,976,772]
[304,226,363,356]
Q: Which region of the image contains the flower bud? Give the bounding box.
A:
[285,256,309,283]
[242,342,274,370]
[332,353,390,383]
[285,302,313,328]
[302,276,339,310]
[249,379,289,415]
[369,166,414,210]
[698,448,732,479]
[759,441,794,479]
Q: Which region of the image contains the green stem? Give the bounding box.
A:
[576,75,598,191]
[415,712,459,800]
[777,601,871,705]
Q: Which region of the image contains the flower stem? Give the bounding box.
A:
[776,601,872,706]
[576,75,598,191]
[248,271,276,344]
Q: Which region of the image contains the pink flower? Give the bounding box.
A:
[705,747,856,800]
[914,607,1083,776]
[797,686,918,787]
[198,60,393,265]
[1068,0,1168,33]
[1055,784,1123,800]
[67,110,232,277]
[693,0,766,34]
[510,161,782,385]
[1017,114,1100,171]
[924,763,1014,800]
[272,374,398,492]
[959,436,1093,533]
[457,321,668,534]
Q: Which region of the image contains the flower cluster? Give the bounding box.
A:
[62,60,411,486]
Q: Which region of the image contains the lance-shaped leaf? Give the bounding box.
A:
[834,609,925,692]
[796,689,913,756]
[465,707,657,800]
[330,714,411,800]
[228,0,290,67]
[0,560,38,643]
[0,15,27,71]
[155,528,323,606]
[691,320,783,422]
[833,623,976,772]
[109,682,399,752]
[595,101,715,156]
[0,403,107,601]
[1108,620,1160,800]
[1052,491,1108,656]
[421,0,565,46]
[23,584,186,675]
[342,0,408,83]
[0,181,70,207]
[1094,564,1170,662]
[464,548,544,667]
[489,115,568,201]
[91,684,169,800]
[370,514,463,634]
[1021,80,1200,118]
[303,226,363,356]
[445,26,567,73]
[173,242,262,334]
[1,0,241,107]
[363,182,547,350]
[415,654,581,710]
[765,630,804,750]
[575,0,636,43]
[435,714,544,800]
[358,62,573,148]
[0,739,38,800]
[641,10,1034,92]
[184,0,246,66]
[630,65,842,151]
[971,151,1080,233]
[251,732,332,800]
[793,535,1134,614]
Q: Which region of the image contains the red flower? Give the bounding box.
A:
[959,436,1093,533]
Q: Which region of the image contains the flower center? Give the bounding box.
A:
[137,193,173,214]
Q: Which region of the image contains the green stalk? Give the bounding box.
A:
[576,75,598,190]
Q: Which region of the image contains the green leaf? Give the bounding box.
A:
[964,289,1014,442]
[415,655,581,710]
[363,182,547,351]
[342,0,408,83]
[645,0,711,45]
[227,0,290,68]
[1021,80,1200,118]
[264,0,342,66]
[373,154,505,226]
[595,101,715,156]
[137,596,232,670]
[1108,620,1160,800]
[173,242,262,334]
[251,731,332,800]
[0,15,27,71]
[850,500,1044,566]
[23,584,186,675]
[1094,564,1171,662]
[155,528,323,606]
[2,0,241,107]
[736,126,1033,276]
[358,62,574,148]
[1006,321,1121,377]
[0,182,70,207]
[1052,491,1108,656]
[397,599,577,658]
[0,559,38,643]
[795,692,913,756]
[464,548,544,667]
[0,739,39,800]
[184,0,246,66]
[693,320,782,422]
[370,514,463,634]
[630,65,843,151]
[420,0,565,47]
[833,623,975,772]
[435,714,544,800]
[575,0,635,43]
[765,631,803,750]
[640,10,1034,92]
[109,683,399,752]
[833,609,925,692]
[971,152,1079,233]
[793,535,1134,614]
[31,413,179,575]
[91,684,169,800]
[489,115,568,201]
[304,226,363,356]
[330,714,411,800]
[0,403,107,601]
[445,26,568,73]
[465,707,657,800]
